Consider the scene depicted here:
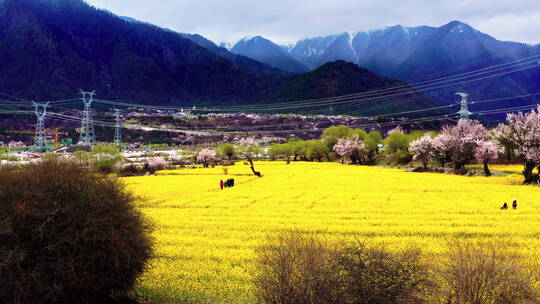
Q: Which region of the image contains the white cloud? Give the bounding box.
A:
[475,12,540,44]
[85,0,540,45]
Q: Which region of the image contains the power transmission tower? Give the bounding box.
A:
[113,109,122,145]
[33,101,49,147]
[456,92,472,120]
[79,90,96,146]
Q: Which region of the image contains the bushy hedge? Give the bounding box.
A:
[254,232,341,304]
[254,231,430,304]
[0,160,153,304]
[254,231,539,304]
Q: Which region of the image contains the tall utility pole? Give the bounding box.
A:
[456,92,472,120]
[113,109,122,145]
[33,101,49,147]
[79,90,96,146]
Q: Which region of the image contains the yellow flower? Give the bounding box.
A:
[127,162,540,303]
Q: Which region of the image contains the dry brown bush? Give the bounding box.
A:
[437,239,539,304]
[335,240,431,304]
[254,232,432,304]
[253,230,341,304]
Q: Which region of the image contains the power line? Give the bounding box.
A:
[2,50,533,118]
[1,49,538,115]
[39,103,540,137]
[89,55,540,115]
[207,54,540,112]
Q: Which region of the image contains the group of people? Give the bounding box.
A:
[220,178,235,190]
[501,199,518,210]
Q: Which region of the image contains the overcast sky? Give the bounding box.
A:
[85,0,540,46]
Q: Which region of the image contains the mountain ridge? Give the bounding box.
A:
[0,0,437,118]
[231,36,309,73]
[230,21,539,110]
[0,0,288,104]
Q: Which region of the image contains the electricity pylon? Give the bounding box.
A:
[79,90,96,145]
[33,101,49,147]
[113,109,122,145]
[456,92,472,120]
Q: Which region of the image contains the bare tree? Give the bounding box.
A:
[437,239,539,304]
[253,230,341,304]
[238,137,263,177]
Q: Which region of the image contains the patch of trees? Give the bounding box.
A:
[204,106,540,184]
[408,120,495,174]
[406,107,540,183]
[198,138,264,177]
[269,139,330,163]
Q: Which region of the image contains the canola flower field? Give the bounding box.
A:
[466,164,539,175]
[126,162,540,303]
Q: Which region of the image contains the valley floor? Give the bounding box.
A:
[126,162,540,303]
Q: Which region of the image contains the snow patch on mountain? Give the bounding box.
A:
[219,42,233,50]
[347,32,359,63]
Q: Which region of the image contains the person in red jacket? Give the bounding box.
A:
[220,180,224,190]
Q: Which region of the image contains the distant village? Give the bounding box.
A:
[0,107,388,149]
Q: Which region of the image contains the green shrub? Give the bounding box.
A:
[305,140,330,162]
[91,144,124,174]
[0,160,153,303]
[219,143,236,160]
[42,152,61,161]
[0,151,18,162]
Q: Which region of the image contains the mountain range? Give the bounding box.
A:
[0,0,538,119]
[0,0,433,116]
[231,36,309,74]
[0,0,289,105]
[230,22,540,111]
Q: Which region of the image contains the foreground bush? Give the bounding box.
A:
[255,232,540,304]
[336,241,430,304]
[253,231,341,304]
[437,240,539,304]
[0,160,153,304]
[254,232,430,304]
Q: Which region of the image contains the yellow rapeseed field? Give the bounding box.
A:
[126,162,540,303]
[466,164,539,175]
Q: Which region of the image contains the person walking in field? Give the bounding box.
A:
[220,179,224,190]
[501,202,508,210]
[512,199,518,209]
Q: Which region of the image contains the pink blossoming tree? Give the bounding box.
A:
[147,157,168,168]
[495,106,540,184]
[439,120,489,170]
[197,148,216,168]
[409,135,435,169]
[333,137,367,164]
[474,141,499,176]
[432,134,452,168]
